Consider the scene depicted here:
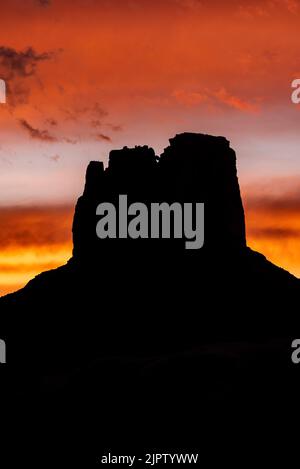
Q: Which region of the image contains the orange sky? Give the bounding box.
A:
[1,0,300,295]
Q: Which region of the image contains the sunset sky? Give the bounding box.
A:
[1,0,300,295]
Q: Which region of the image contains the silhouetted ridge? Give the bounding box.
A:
[72,133,246,260]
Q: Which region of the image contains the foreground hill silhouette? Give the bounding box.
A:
[1,133,299,466]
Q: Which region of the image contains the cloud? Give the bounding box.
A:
[245,193,300,213]
[172,87,258,112]
[63,137,78,144]
[19,119,58,142]
[235,0,300,19]
[214,88,259,113]
[0,46,53,81]
[91,120,102,128]
[172,89,208,106]
[248,227,300,239]
[45,118,58,126]
[37,0,51,6]
[108,124,123,131]
[280,0,299,14]
[63,102,108,121]
[0,45,55,106]
[19,118,79,144]
[95,133,112,142]
[48,154,60,162]
[91,120,123,132]
[0,205,72,249]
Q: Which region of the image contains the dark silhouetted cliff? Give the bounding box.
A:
[72,134,246,261]
[2,131,299,356]
[1,133,299,466]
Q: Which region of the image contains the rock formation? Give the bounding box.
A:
[1,132,299,466]
[72,133,246,261]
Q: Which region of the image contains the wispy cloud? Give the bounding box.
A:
[172,89,208,106]
[91,120,123,132]
[0,46,53,80]
[48,154,60,162]
[19,119,58,142]
[249,227,300,239]
[245,193,300,213]
[173,87,259,113]
[0,45,56,105]
[214,88,259,113]
[95,133,112,142]
[45,118,58,126]
[63,102,108,121]
[37,0,51,6]
[0,205,72,249]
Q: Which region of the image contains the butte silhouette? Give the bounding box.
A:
[0,133,299,466]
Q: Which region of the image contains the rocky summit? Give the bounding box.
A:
[72,133,246,261]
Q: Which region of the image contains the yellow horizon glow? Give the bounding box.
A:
[0,245,71,296]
